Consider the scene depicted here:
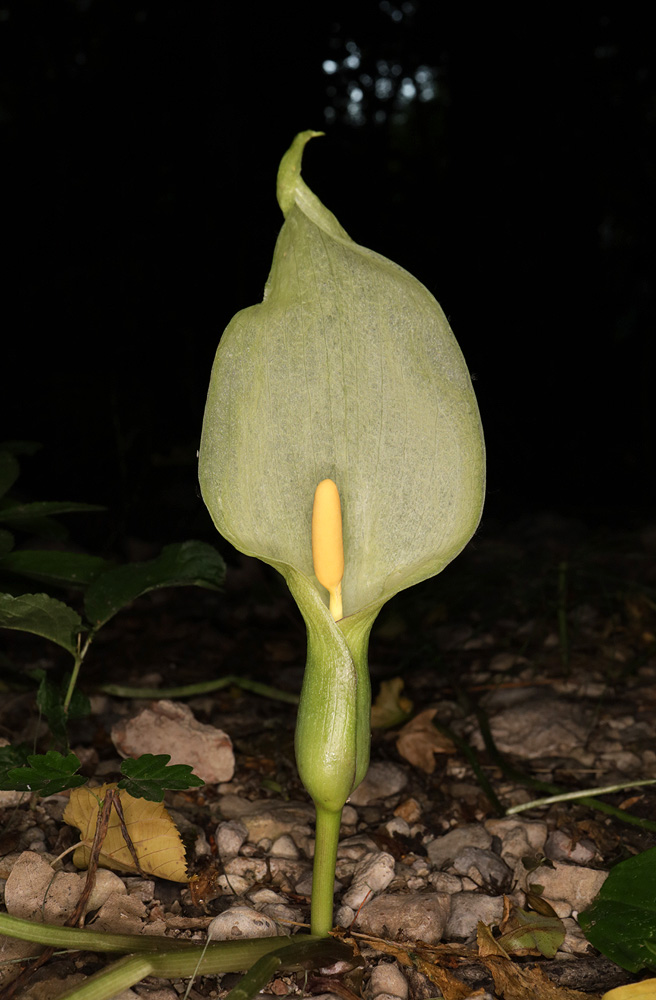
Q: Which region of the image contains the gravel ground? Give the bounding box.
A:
[1,512,656,999]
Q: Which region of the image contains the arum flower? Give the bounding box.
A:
[199,131,485,934]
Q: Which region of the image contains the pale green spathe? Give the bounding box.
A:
[199,131,485,811]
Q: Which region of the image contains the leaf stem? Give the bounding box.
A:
[474,707,656,833]
[311,806,342,936]
[99,675,299,704]
[63,632,93,713]
[505,778,656,815]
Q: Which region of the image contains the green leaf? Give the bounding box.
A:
[0,550,111,588]
[3,751,86,795]
[0,451,20,499]
[0,529,14,556]
[0,500,106,523]
[579,847,656,972]
[35,672,90,747]
[0,440,42,457]
[0,743,31,788]
[0,592,83,655]
[84,541,226,628]
[498,907,566,958]
[118,753,204,802]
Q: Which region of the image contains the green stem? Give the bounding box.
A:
[506,778,656,815]
[63,633,93,713]
[0,911,353,1000]
[475,707,656,833]
[59,954,156,1000]
[100,674,299,704]
[311,805,342,936]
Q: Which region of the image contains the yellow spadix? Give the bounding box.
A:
[312,479,344,621]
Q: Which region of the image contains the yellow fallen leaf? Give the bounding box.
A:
[603,982,656,1000]
[63,783,189,883]
[370,678,413,729]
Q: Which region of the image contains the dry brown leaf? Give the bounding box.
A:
[477,921,510,958]
[482,955,603,1000]
[395,708,455,773]
[63,783,189,882]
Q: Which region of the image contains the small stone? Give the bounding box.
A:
[384,817,410,838]
[337,834,380,860]
[270,834,299,859]
[208,905,280,940]
[215,820,249,861]
[5,852,82,923]
[368,962,409,999]
[217,796,314,852]
[268,857,313,891]
[224,856,268,885]
[216,874,250,895]
[342,852,396,909]
[428,871,462,894]
[484,817,548,875]
[248,888,283,905]
[394,797,422,823]
[530,861,608,916]
[123,878,156,902]
[450,848,512,893]
[546,829,597,865]
[426,824,492,867]
[348,762,407,805]
[335,904,355,927]
[342,805,359,825]
[560,916,598,954]
[471,697,590,760]
[85,870,127,915]
[111,700,234,783]
[444,891,504,941]
[354,893,450,944]
[91,893,148,935]
[406,877,427,890]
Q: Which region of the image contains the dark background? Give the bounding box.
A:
[2,2,654,550]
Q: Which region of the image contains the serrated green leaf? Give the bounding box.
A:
[0,550,111,588]
[0,592,83,654]
[84,541,226,628]
[579,847,656,972]
[118,753,204,802]
[5,751,86,795]
[0,743,31,788]
[0,451,20,499]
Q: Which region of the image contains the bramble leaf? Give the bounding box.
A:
[84,541,226,628]
[119,753,204,802]
[0,592,83,655]
[4,750,86,795]
[0,743,31,788]
[0,550,111,588]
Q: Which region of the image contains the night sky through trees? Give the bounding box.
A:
[2,3,654,542]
